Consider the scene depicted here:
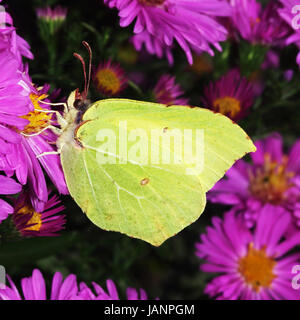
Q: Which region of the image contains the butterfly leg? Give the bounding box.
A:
[36,140,66,159]
[39,100,69,115]
[36,140,65,158]
[36,151,60,159]
[37,108,68,128]
[21,125,62,137]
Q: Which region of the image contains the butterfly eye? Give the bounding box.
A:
[74,99,84,110]
[74,98,89,114]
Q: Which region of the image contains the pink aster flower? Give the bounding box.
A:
[0,269,81,300]
[153,74,188,105]
[93,59,128,96]
[36,6,68,22]
[208,133,300,231]
[0,175,22,222]
[78,279,149,300]
[36,6,68,35]
[202,69,254,121]
[278,0,300,67]
[12,191,66,237]
[4,75,68,211]
[230,0,291,45]
[104,0,232,64]
[195,206,300,300]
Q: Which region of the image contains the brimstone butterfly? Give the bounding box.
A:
[44,43,256,246]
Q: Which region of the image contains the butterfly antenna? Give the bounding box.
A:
[73,52,88,98]
[82,41,92,95]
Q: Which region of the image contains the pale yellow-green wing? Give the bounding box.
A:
[61,99,256,246]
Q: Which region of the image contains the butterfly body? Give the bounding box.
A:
[56,90,88,151]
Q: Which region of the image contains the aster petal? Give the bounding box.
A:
[276,253,300,269]
[0,175,21,194]
[15,34,34,60]
[223,210,248,255]
[0,125,21,143]
[265,209,291,256]
[21,138,48,204]
[106,279,119,300]
[0,113,29,129]
[78,282,96,300]
[222,279,243,300]
[251,140,265,165]
[0,139,13,154]
[179,0,232,16]
[26,135,68,194]
[264,133,283,162]
[196,226,240,263]
[0,96,31,115]
[31,269,47,300]
[200,263,235,273]
[296,51,300,69]
[0,287,21,300]
[14,142,28,185]
[288,139,300,173]
[57,274,78,300]
[275,233,300,257]
[211,165,249,194]
[20,277,34,300]
[254,204,290,255]
[91,281,108,297]
[272,278,300,300]
[126,288,138,300]
[0,199,14,222]
[50,272,63,300]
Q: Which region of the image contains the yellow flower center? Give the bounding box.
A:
[138,0,165,6]
[249,154,294,205]
[95,69,121,95]
[238,243,276,292]
[20,93,52,134]
[17,205,42,232]
[213,96,241,118]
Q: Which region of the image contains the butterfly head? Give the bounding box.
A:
[73,88,90,113]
